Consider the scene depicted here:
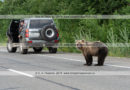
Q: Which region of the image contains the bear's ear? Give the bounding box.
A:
[82,40,85,43]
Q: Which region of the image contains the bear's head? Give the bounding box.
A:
[75,40,85,50]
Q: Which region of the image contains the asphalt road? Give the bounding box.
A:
[0,47,130,90]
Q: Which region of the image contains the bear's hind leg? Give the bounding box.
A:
[84,55,93,66]
[96,54,106,66]
[98,56,105,66]
[95,47,108,66]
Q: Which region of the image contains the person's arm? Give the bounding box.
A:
[19,27,22,32]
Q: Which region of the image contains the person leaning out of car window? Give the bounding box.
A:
[18,20,24,39]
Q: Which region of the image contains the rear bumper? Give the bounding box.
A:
[26,39,59,48]
[10,38,60,48]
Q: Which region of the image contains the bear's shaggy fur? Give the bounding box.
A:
[76,40,108,66]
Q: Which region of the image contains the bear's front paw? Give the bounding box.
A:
[84,64,88,66]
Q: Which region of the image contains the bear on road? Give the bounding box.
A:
[76,40,108,66]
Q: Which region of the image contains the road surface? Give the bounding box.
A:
[0,47,130,90]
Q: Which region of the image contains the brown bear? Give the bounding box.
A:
[76,40,108,66]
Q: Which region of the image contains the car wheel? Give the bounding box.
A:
[33,47,43,53]
[48,47,57,53]
[7,40,17,53]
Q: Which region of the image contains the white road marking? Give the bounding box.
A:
[0,50,7,52]
[8,69,34,78]
[38,54,130,69]
[0,49,7,52]
[105,64,130,69]
[37,54,82,62]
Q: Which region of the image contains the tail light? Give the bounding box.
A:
[57,33,59,37]
[28,41,32,43]
[54,40,59,43]
[25,29,29,38]
[56,29,59,37]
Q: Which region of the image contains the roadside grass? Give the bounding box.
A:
[107,28,130,57]
[58,27,130,58]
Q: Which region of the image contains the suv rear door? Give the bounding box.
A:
[7,20,20,43]
[28,19,54,40]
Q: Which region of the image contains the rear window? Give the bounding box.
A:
[29,19,53,29]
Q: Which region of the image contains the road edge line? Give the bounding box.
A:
[38,54,130,69]
[8,69,34,78]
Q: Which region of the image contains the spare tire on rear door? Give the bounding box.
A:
[41,25,57,41]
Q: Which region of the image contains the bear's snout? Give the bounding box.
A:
[76,43,82,48]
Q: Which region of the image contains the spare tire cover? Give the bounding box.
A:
[41,25,57,41]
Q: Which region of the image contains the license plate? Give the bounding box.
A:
[29,33,40,37]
